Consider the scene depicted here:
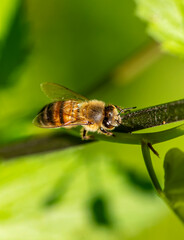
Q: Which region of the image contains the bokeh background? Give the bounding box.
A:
[0,0,184,239]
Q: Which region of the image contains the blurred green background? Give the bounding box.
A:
[0,0,184,239]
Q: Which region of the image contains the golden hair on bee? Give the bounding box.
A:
[33,82,135,139]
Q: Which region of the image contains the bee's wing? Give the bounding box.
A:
[41,82,88,102]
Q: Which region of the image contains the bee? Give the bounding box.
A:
[33,82,135,139]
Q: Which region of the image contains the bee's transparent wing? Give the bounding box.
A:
[41,82,88,101]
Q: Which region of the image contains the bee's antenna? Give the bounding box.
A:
[116,106,136,116]
[118,109,124,115]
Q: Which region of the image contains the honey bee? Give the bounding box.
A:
[33,82,135,139]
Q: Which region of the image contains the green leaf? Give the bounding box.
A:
[135,0,184,57]
[89,195,112,227]
[0,1,30,88]
[164,148,184,222]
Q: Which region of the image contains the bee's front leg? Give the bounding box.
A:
[98,127,115,137]
[81,128,92,140]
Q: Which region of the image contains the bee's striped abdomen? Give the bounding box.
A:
[34,100,80,128]
[34,102,61,128]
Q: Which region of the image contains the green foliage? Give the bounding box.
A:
[0,1,30,88]
[1,0,184,239]
[142,142,184,223]
[135,0,184,57]
[89,194,112,226]
[164,148,184,222]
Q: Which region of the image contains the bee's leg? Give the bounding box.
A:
[81,128,92,140]
[98,127,115,137]
[81,128,87,140]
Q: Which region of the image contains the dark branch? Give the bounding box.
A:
[1,99,184,160]
[118,99,184,132]
[0,133,91,160]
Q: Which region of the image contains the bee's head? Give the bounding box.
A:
[102,105,121,129]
